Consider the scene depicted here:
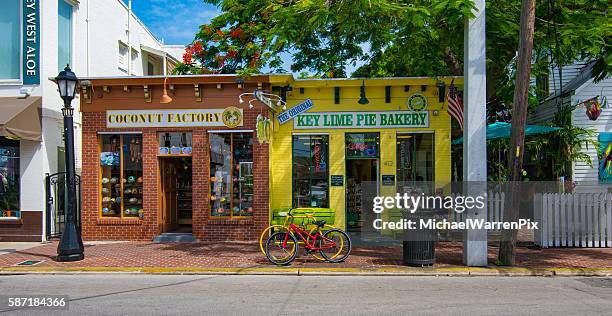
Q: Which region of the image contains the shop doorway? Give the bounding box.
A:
[346,159,378,233]
[159,157,192,233]
[345,133,380,234]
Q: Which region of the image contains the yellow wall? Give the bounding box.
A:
[269,77,462,229]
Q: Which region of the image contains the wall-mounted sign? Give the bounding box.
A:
[106,108,243,128]
[23,0,40,85]
[278,99,313,125]
[331,175,344,186]
[294,111,429,129]
[382,175,395,186]
[346,133,379,158]
[407,93,428,111]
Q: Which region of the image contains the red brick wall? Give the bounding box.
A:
[81,107,269,241]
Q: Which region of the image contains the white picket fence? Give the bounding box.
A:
[451,192,505,230]
[535,193,612,248]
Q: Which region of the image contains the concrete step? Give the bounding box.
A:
[152,233,196,243]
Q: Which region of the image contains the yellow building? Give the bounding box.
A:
[268,75,462,234]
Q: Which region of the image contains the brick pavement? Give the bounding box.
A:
[0,241,610,269]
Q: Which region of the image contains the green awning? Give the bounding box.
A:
[451,122,561,145]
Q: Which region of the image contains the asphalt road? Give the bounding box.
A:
[0,275,611,315]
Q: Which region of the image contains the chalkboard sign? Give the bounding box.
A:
[382,175,395,186]
[331,175,344,186]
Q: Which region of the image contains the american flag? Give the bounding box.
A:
[447,81,464,130]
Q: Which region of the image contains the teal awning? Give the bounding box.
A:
[451,122,561,145]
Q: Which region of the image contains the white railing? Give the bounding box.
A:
[535,193,612,248]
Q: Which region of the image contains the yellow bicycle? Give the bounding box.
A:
[259,208,335,261]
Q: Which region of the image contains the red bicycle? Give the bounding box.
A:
[265,210,351,265]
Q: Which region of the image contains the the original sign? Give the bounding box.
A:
[330,175,344,186]
[294,111,429,129]
[106,108,243,128]
[382,175,395,186]
[277,99,314,125]
[23,0,40,85]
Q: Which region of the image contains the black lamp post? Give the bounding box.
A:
[55,65,84,262]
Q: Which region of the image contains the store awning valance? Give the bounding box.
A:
[0,96,42,141]
[451,122,561,145]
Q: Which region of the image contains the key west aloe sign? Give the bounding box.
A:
[294,111,429,129]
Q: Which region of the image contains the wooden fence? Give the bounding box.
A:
[534,193,612,248]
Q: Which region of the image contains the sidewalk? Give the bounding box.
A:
[0,241,610,276]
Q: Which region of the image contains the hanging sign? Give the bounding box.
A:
[294,111,429,129]
[23,0,40,85]
[407,93,428,111]
[107,107,243,128]
[277,99,313,125]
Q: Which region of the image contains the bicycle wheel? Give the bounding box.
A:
[259,225,289,255]
[308,224,335,261]
[265,232,298,265]
[319,229,351,263]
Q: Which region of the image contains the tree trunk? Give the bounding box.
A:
[498,0,536,266]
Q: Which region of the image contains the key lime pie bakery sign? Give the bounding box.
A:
[294,111,429,129]
[107,107,243,128]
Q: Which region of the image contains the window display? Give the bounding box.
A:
[209,133,253,217]
[100,134,143,218]
[0,137,19,218]
[292,135,329,208]
[396,133,434,193]
[158,132,192,156]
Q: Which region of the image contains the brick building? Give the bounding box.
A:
[79,75,272,241]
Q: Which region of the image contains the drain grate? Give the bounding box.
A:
[14,260,44,266]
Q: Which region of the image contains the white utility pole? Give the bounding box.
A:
[462,0,488,266]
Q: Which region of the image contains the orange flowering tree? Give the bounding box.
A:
[174,21,277,76]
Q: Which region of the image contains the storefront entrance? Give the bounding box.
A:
[345,133,380,234]
[159,157,192,233]
[346,159,378,233]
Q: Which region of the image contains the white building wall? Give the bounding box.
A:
[0,0,182,240]
[571,77,612,193]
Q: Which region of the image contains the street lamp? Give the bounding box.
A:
[54,65,84,262]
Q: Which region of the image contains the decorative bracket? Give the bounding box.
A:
[81,86,92,103]
[194,84,202,102]
[143,85,151,103]
[123,85,131,93]
[169,84,175,94]
[216,83,223,90]
[103,86,111,93]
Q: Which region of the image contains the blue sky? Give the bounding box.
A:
[124,0,219,45]
[123,0,364,75]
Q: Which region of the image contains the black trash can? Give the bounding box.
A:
[402,210,436,266]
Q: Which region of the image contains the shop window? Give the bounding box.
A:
[99,134,143,218]
[292,135,329,208]
[58,0,73,71]
[396,133,434,193]
[158,132,192,156]
[0,137,20,219]
[0,0,20,80]
[209,133,253,217]
[346,133,379,159]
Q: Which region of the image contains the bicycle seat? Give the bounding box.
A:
[312,220,326,228]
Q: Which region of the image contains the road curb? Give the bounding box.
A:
[1,266,610,276]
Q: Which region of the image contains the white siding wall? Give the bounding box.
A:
[571,77,612,193]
